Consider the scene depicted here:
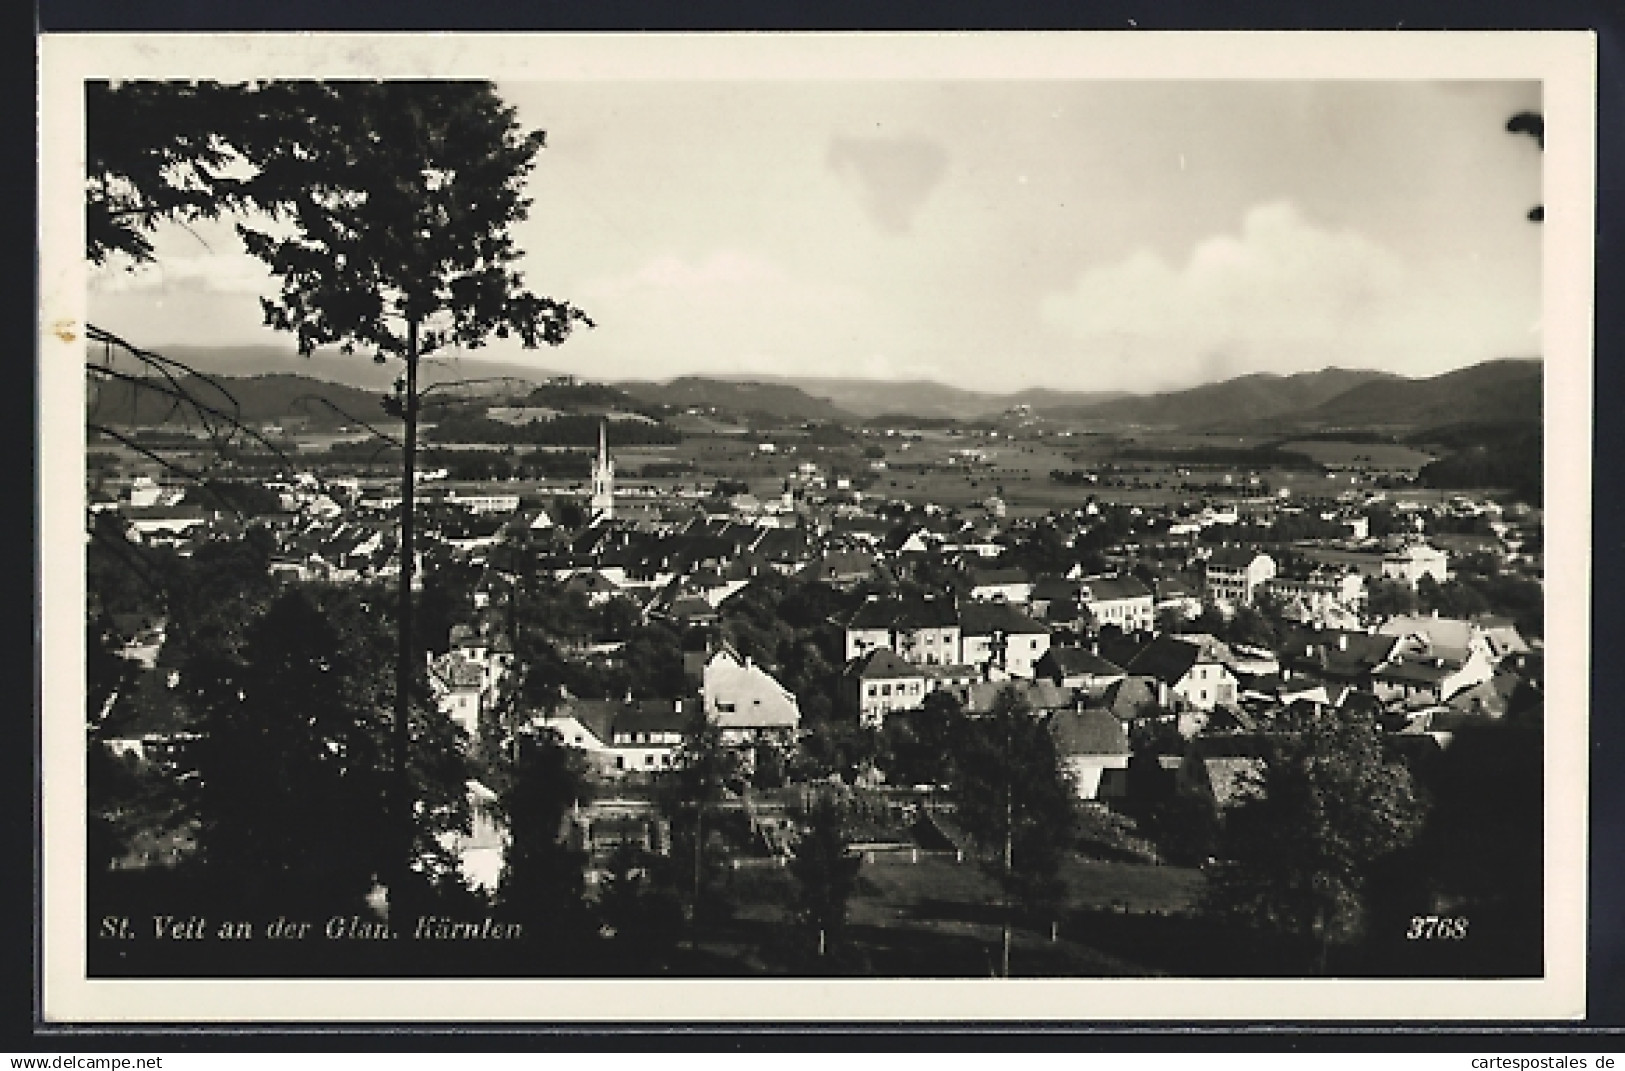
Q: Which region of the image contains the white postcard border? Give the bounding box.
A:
[38,30,1596,1023]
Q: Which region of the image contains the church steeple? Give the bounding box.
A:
[590,420,615,522]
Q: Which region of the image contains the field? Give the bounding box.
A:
[1280,439,1436,474]
[720,850,1207,977]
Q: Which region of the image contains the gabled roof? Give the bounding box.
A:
[550,699,618,746]
[799,549,880,583]
[1206,546,1271,569]
[1030,576,1084,602]
[550,698,691,745]
[563,571,622,594]
[968,566,1030,588]
[847,649,928,680]
[1102,676,1160,720]
[960,679,1073,714]
[1039,647,1125,678]
[753,527,815,562]
[663,596,719,623]
[1048,708,1129,756]
[1124,635,1203,685]
[1154,576,1199,599]
[1279,628,1399,678]
[1475,618,1530,660]
[614,701,690,737]
[958,601,1049,636]
[847,597,959,632]
[1373,660,1456,685]
[1377,615,1475,663]
[1079,576,1152,603]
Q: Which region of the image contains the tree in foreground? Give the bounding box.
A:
[950,688,1075,977]
[1364,717,1543,975]
[86,79,591,915]
[657,713,745,935]
[494,733,593,959]
[229,81,592,907]
[789,796,864,959]
[596,841,688,969]
[184,586,470,913]
[1205,709,1427,973]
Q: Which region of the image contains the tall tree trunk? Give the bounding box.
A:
[393,317,420,915]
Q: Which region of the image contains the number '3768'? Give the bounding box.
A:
[1407,915,1469,939]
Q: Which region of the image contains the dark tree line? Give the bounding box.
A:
[430,412,681,447]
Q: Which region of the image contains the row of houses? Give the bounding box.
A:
[1202,542,1450,613]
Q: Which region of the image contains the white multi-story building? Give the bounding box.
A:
[1202,548,1278,608]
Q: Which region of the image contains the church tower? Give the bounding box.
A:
[589,420,615,522]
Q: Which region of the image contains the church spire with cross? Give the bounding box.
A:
[590,419,615,522]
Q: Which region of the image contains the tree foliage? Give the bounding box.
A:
[950,689,1074,933]
[1205,710,1426,970]
[495,733,592,943]
[224,81,590,361]
[87,81,271,265]
[182,586,471,911]
[789,796,864,955]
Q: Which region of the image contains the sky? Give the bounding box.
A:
[87,79,1544,394]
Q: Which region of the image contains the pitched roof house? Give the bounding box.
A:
[535,698,691,777]
[958,601,1052,679]
[1077,575,1155,634]
[844,649,931,728]
[702,645,802,740]
[1202,547,1277,607]
[844,596,961,664]
[1048,708,1131,800]
[1035,646,1126,694]
[1125,633,1238,713]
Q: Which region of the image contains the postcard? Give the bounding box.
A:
[38,30,1595,1023]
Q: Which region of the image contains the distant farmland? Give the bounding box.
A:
[1279,439,1436,474]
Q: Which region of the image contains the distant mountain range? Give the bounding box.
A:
[616,376,856,424]
[136,345,561,394]
[110,344,1541,434]
[1037,367,1403,428]
[1289,358,1542,429]
[89,373,387,431]
[685,375,1130,421]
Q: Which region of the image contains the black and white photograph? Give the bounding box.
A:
[38,32,1594,1023]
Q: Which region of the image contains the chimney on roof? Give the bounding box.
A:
[1338,634,1349,652]
[674,699,682,713]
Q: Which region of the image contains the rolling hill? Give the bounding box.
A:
[616,377,857,424]
[88,373,388,430]
[1289,358,1542,429]
[120,344,563,393]
[703,374,1126,420]
[1036,367,1403,428]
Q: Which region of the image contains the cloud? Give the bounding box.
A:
[89,251,276,297]
[1040,202,1412,388]
[572,250,865,378]
[827,135,949,234]
[583,250,793,300]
